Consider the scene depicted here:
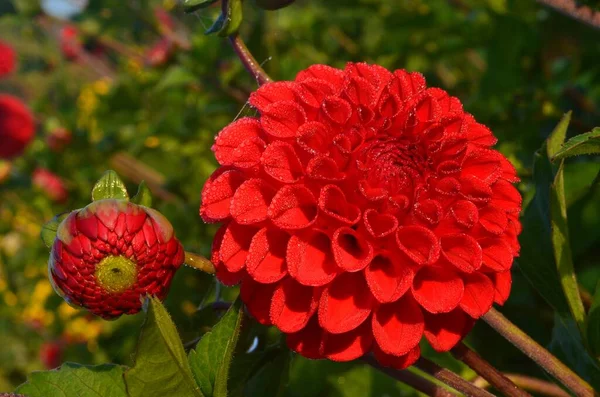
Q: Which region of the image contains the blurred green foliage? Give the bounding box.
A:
[1,0,600,395]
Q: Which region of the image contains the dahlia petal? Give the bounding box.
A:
[462,148,502,184]
[459,273,495,318]
[437,160,462,175]
[423,309,474,352]
[240,277,278,325]
[219,223,258,273]
[464,115,498,147]
[125,208,147,234]
[286,315,324,359]
[76,211,99,240]
[268,185,318,230]
[450,200,479,229]
[319,185,361,225]
[343,76,375,106]
[479,206,508,235]
[210,223,228,265]
[142,219,158,248]
[373,344,421,370]
[296,64,345,88]
[490,180,522,213]
[441,234,483,273]
[372,294,424,356]
[332,227,373,272]
[145,207,174,243]
[114,214,128,239]
[415,91,442,124]
[261,100,306,139]
[320,97,352,125]
[346,63,393,93]
[319,272,374,334]
[294,78,336,109]
[414,199,442,226]
[246,227,288,283]
[491,270,512,305]
[412,266,464,314]
[321,321,373,361]
[306,155,345,181]
[215,263,245,286]
[396,226,440,265]
[213,118,263,166]
[358,180,388,202]
[363,209,398,238]
[480,238,514,271]
[270,277,321,333]
[93,201,119,231]
[377,92,402,119]
[499,156,520,183]
[365,252,414,303]
[296,121,331,155]
[287,230,339,287]
[261,141,304,183]
[229,137,266,169]
[230,179,276,224]
[200,170,245,222]
[249,81,297,112]
[460,175,493,203]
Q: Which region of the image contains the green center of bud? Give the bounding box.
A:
[95,256,138,294]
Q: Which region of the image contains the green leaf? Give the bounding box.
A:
[552,128,600,161]
[183,0,219,13]
[227,352,265,397]
[546,111,571,158]
[155,66,197,92]
[92,170,129,201]
[41,212,70,248]
[16,363,127,397]
[549,314,600,390]
[131,181,153,207]
[587,282,600,357]
[205,0,243,37]
[550,161,586,337]
[125,297,203,397]
[189,298,244,397]
[243,349,291,397]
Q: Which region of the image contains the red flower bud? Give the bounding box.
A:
[0,95,35,160]
[200,63,521,368]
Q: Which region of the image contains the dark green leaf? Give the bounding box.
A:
[92,170,129,201]
[189,298,244,397]
[183,0,219,13]
[227,352,264,397]
[587,282,600,357]
[40,212,70,248]
[550,161,586,336]
[15,363,127,397]
[131,181,153,208]
[125,297,203,397]
[546,111,571,158]
[552,127,600,161]
[243,349,291,397]
[205,0,243,37]
[548,314,600,390]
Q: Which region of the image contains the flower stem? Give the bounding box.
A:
[184,251,215,274]
[361,355,457,397]
[228,34,272,86]
[415,358,495,397]
[473,373,571,397]
[482,308,593,396]
[451,343,531,397]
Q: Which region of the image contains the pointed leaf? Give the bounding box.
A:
[131,181,153,208]
[546,111,571,158]
[125,297,203,397]
[189,298,244,397]
[16,363,127,397]
[587,281,600,357]
[41,212,70,248]
[552,128,600,162]
[550,161,586,337]
[92,170,129,201]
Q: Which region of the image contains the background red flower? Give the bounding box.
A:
[0,40,15,77]
[0,94,35,160]
[200,62,522,369]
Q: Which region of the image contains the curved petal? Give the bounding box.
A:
[373,344,421,370]
[240,277,278,326]
[459,272,495,318]
[423,309,474,352]
[286,315,324,359]
[332,227,373,272]
[412,266,464,314]
[270,278,321,333]
[230,179,276,225]
[268,185,318,230]
[396,226,440,265]
[365,252,413,303]
[440,234,483,273]
[372,294,424,356]
[321,321,373,362]
[246,227,289,283]
[287,230,339,286]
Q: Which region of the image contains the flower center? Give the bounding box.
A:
[94,255,138,294]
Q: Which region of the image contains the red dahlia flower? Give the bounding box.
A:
[49,199,185,319]
[39,341,63,369]
[33,168,69,203]
[145,38,173,67]
[0,94,35,160]
[199,63,521,368]
[60,26,82,60]
[0,40,16,77]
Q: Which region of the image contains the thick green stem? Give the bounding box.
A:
[483,308,593,396]
[228,35,272,86]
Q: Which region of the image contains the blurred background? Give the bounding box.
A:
[1,0,600,395]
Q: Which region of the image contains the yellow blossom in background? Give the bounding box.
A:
[64,317,104,345]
